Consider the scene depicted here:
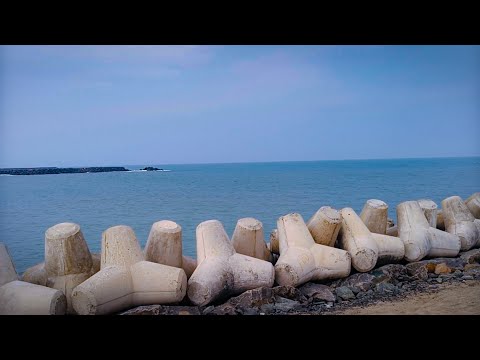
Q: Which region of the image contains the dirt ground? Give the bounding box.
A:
[335,280,480,315]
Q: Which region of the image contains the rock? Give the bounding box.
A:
[299,283,336,302]
[436,278,443,283]
[434,263,452,274]
[227,287,274,308]
[453,270,463,277]
[121,305,163,315]
[387,218,395,228]
[260,303,275,314]
[240,308,260,315]
[462,275,474,280]
[349,286,361,295]
[273,296,300,312]
[272,286,307,303]
[460,249,480,264]
[376,282,397,293]
[203,305,215,315]
[406,262,430,280]
[335,286,355,301]
[371,264,407,284]
[121,305,200,315]
[341,273,376,292]
[464,263,480,272]
[141,167,162,171]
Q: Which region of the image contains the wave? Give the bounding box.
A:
[0,174,14,176]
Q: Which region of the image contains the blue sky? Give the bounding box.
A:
[1,45,478,167]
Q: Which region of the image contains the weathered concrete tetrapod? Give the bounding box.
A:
[338,208,379,272]
[144,220,197,278]
[397,201,461,262]
[0,243,66,315]
[465,192,480,219]
[371,233,405,265]
[71,225,187,315]
[360,199,388,234]
[437,210,445,230]
[275,213,351,287]
[307,206,342,247]
[417,199,438,228]
[187,220,274,306]
[386,225,398,237]
[232,217,272,262]
[269,229,279,254]
[441,196,479,250]
[21,223,98,314]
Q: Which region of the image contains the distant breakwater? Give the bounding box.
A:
[0,167,130,176]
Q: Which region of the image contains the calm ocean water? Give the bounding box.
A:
[1,157,479,273]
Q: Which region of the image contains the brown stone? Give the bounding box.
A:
[434,263,451,274]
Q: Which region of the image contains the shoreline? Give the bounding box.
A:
[121,248,480,315]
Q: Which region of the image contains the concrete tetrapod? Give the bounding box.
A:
[360,199,388,234]
[465,192,480,219]
[231,218,272,262]
[144,220,197,278]
[275,213,351,287]
[338,208,379,272]
[370,233,405,265]
[0,243,66,315]
[437,210,445,231]
[21,223,98,314]
[441,196,479,250]
[268,229,279,254]
[307,206,342,247]
[397,201,461,262]
[418,199,438,228]
[187,220,274,306]
[72,225,187,315]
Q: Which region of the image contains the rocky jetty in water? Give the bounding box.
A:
[140,167,163,171]
[0,167,130,176]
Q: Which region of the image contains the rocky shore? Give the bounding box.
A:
[0,167,130,175]
[121,248,480,315]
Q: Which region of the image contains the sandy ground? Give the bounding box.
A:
[335,280,480,315]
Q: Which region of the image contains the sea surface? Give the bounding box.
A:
[1,157,479,273]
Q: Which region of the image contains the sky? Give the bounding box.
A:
[0,45,478,167]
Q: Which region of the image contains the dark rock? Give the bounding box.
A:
[436,277,443,284]
[272,286,307,302]
[273,296,300,312]
[203,306,215,315]
[260,303,275,314]
[299,283,336,302]
[371,264,407,283]
[210,304,237,315]
[406,262,433,280]
[462,275,474,281]
[376,282,396,294]
[453,270,463,277]
[121,305,200,315]
[464,263,480,272]
[121,305,163,315]
[227,287,274,308]
[349,286,361,295]
[460,249,480,264]
[341,273,376,291]
[335,286,355,301]
[240,308,260,315]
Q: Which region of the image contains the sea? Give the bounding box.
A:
[1,157,479,274]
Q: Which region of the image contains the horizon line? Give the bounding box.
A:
[2,155,479,169]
